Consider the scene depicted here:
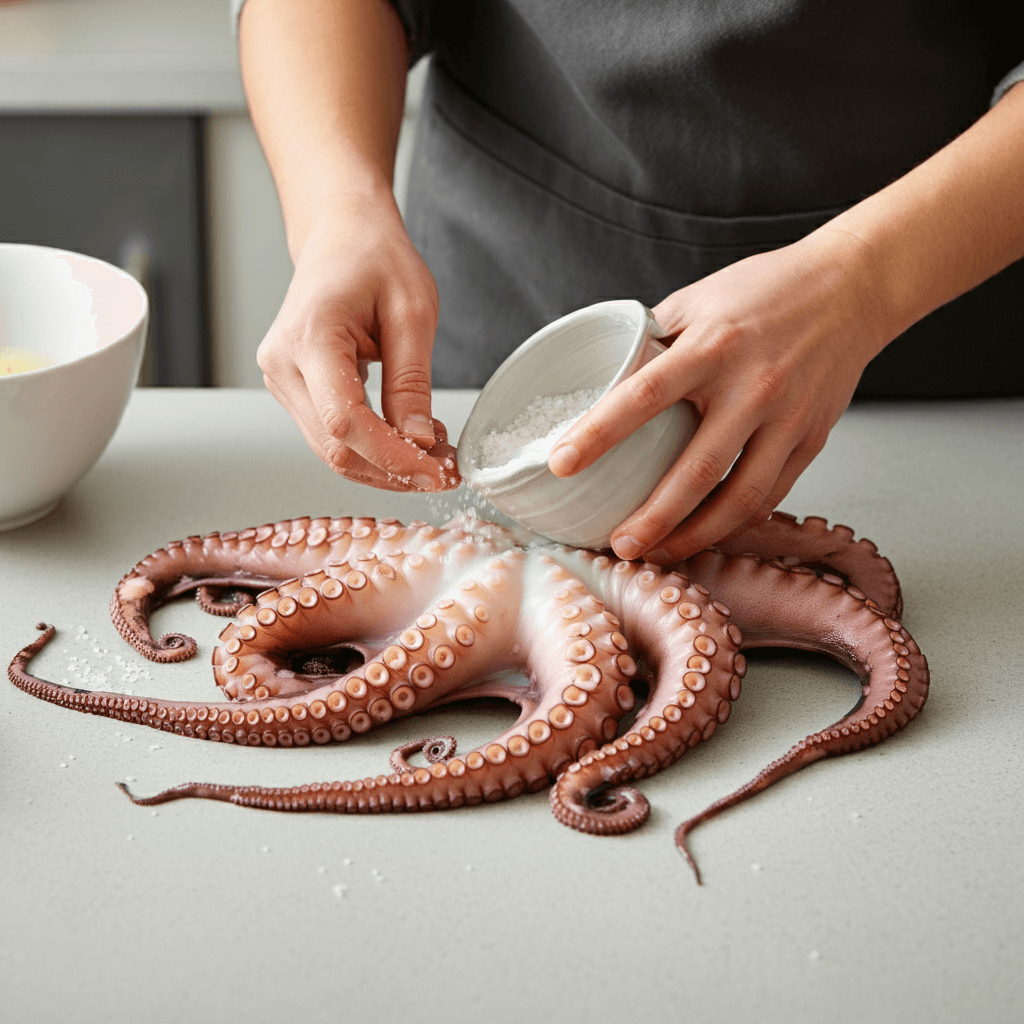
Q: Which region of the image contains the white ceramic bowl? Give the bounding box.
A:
[0,244,148,530]
[458,299,699,548]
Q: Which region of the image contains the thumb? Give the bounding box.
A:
[378,297,438,449]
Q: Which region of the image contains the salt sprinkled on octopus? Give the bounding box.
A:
[8,511,927,883]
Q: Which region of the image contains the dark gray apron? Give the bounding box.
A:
[402,5,1023,398]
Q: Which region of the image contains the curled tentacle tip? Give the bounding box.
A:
[423,735,457,763]
[158,633,190,649]
[150,633,198,662]
[588,784,649,822]
[390,734,457,773]
[551,781,651,836]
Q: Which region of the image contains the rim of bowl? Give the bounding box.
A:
[459,299,658,482]
[0,242,149,382]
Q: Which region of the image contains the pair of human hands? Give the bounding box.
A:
[258,195,884,561]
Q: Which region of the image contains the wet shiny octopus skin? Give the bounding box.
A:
[8,512,929,882]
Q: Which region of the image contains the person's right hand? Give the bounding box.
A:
[256,188,459,492]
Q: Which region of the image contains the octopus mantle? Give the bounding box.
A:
[8,512,929,882]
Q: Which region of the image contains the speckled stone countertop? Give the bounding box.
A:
[1,388,1021,1024]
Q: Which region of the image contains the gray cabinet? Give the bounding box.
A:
[0,114,210,386]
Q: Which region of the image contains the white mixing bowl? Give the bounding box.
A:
[0,244,148,530]
[458,300,699,548]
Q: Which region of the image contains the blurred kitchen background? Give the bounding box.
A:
[0,0,425,387]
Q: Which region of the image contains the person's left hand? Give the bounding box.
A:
[546,228,890,561]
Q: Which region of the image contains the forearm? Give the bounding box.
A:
[238,0,409,260]
[820,82,1024,344]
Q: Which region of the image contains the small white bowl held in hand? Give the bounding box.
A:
[0,244,148,531]
[457,299,699,549]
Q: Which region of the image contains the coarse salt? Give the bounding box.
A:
[473,386,605,484]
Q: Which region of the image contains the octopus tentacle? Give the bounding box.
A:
[548,761,650,835]
[546,551,739,836]
[6,623,316,745]
[110,516,514,663]
[209,550,456,701]
[715,511,903,619]
[115,764,536,813]
[9,623,57,679]
[676,550,927,881]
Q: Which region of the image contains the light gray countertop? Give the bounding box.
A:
[1,387,1021,1024]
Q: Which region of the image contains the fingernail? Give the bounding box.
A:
[612,535,643,560]
[413,472,437,491]
[402,413,435,443]
[548,442,580,476]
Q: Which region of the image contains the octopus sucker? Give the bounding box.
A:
[8,512,929,882]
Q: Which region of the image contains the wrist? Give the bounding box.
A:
[285,174,402,264]
[795,224,895,362]
[816,209,929,349]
